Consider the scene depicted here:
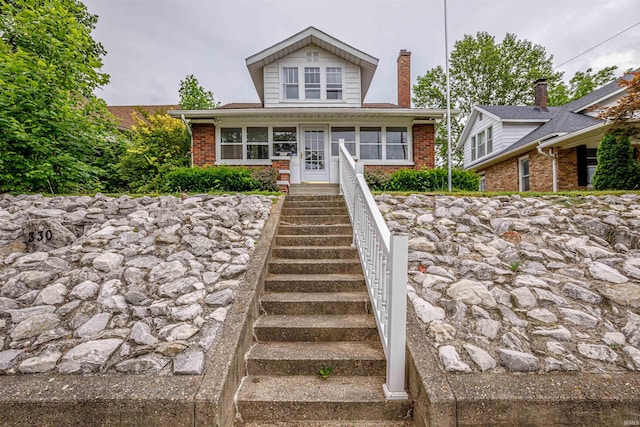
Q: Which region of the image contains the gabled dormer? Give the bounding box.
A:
[245,27,379,108]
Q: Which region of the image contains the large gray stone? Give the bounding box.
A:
[532,325,572,341]
[70,280,100,300]
[446,279,496,308]
[159,276,204,298]
[497,349,539,372]
[130,321,158,345]
[18,350,62,373]
[158,323,199,341]
[588,262,628,284]
[0,350,25,372]
[21,219,77,251]
[526,308,557,324]
[171,304,203,321]
[93,253,125,273]
[5,305,56,323]
[33,283,67,305]
[463,343,496,371]
[74,312,111,338]
[438,345,471,372]
[598,283,640,309]
[115,354,168,373]
[173,349,205,375]
[562,283,602,304]
[510,287,537,309]
[558,307,599,328]
[624,346,640,370]
[411,297,445,324]
[11,313,60,340]
[149,261,187,284]
[58,339,123,373]
[577,343,618,362]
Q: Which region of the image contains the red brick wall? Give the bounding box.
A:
[397,50,411,108]
[412,124,435,169]
[481,158,519,192]
[556,147,584,190]
[363,165,406,174]
[480,148,564,192]
[192,123,216,166]
[272,159,291,194]
[528,149,553,192]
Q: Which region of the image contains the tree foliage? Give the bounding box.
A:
[548,66,618,106]
[597,69,640,136]
[0,0,119,193]
[413,32,562,166]
[115,111,191,192]
[179,74,219,110]
[592,131,640,190]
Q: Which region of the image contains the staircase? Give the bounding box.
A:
[235,193,412,425]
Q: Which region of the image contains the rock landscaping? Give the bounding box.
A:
[377,193,640,374]
[0,193,273,375]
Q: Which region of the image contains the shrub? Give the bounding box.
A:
[364,169,393,191]
[164,166,261,193]
[593,131,640,190]
[385,167,479,192]
[250,167,279,192]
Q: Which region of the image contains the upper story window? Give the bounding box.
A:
[326,67,342,100]
[283,67,299,99]
[470,125,493,162]
[304,67,320,99]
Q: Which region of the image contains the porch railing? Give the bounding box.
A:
[338,141,408,400]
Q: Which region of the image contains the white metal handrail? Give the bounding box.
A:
[338,142,408,400]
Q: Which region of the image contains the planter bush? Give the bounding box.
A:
[164,166,278,193]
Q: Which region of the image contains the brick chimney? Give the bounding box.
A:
[534,78,548,111]
[397,49,411,108]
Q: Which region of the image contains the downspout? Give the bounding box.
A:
[181,114,193,167]
[537,144,557,192]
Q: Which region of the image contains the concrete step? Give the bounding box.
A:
[286,194,343,202]
[261,292,370,315]
[284,201,346,208]
[275,235,353,247]
[277,224,352,236]
[271,246,358,260]
[264,274,365,293]
[236,375,411,422]
[269,259,362,275]
[254,314,377,342]
[246,341,385,376]
[241,421,412,426]
[282,207,348,217]
[280,215,350,225]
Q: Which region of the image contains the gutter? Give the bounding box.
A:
[536,145,557,192]
[181,114,193,167]
[169,107,455,120]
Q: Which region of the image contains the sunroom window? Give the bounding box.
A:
[386,127,408,160]
[331,127,355,156]
[360,127,382,160]
[273,127,297,157]
[246,127,269,160]
[220,128,243,159]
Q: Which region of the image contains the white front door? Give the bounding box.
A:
[301,127,329,182]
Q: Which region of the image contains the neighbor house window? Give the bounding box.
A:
[477,131,486,158]
[386,127,408,160]
[486,126,493,154]
[479,175,486,192]
[519,157,530,191]
[283,67,299,99]
[305,67,320,99]
[220,128,243,160]
[360,127,382,160]
[331,127,356,157]
[326,67,342,100]
[246,127,269,160]
[273,127,297,157]
[471,135,477,161]
[587,148,597,187]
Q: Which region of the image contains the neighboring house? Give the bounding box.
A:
[168,27,447,192]
[108,105,181,131]
[457,73,638,192]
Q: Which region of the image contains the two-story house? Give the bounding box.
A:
[457,72,638,192]
[169,27,447,192]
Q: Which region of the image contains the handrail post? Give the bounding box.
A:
[383,234,409,400]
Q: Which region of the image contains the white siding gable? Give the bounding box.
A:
[263,45,361,108]
[462,113,501,167]
[501,123,539,146]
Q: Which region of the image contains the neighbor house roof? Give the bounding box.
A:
[245,26,379,104]
[108,105,181,130]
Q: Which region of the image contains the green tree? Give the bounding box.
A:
[115,110,191,192]
[548,66,618,106]
[179,74,219,110]
[597,69,640,136]
[0,0,119,193]
[414,32,563,167]
[592,131,640,190]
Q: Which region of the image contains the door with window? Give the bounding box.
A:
[301,127,329,182]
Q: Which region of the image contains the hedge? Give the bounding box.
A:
[163,166,278,192]
[365,167,480,192]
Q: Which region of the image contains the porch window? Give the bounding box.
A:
[477,131,486,158]
[471,136,477,161]
[326,67,342,100]
[247,127,269,160]
[360,127,382,160]
[519,157,530,191]
[220,128,243,160]
[273,127,297,157]
[386,127,408,160]
[331,127,355,156]
[283,67,299,100]
[486,126,493,154]
[587,148,597,187]
[304,67,321,99]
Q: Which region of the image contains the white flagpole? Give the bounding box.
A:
[444,0,452,192]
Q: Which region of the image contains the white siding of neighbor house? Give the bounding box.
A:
[501,123,540,146]
[462,113,502,167]
[581,92,625,117]
[263,45,361,108]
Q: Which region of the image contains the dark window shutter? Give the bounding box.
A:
[577,145,587,186]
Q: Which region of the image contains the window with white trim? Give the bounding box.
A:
[519,157,530,191]
[386,127,408,160]
[360,127,382,160]
[587,148,597,187]
[477,131,486,158]
[471,136,477,161]
[247,127,269,160]
[221,128,243,160]
[273,127,297,157]
[304,67,320,99]
[470,126,493,161]
[283,67,298,100]
[486,126,493,154]
[326,67,342,100]
[479,174,486,192]
[331,127,355,157]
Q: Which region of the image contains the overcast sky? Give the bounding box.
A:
[83,0,640,107]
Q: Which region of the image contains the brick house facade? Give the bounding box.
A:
[170,27,444,193]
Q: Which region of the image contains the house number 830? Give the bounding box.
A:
[28,230,53,242]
